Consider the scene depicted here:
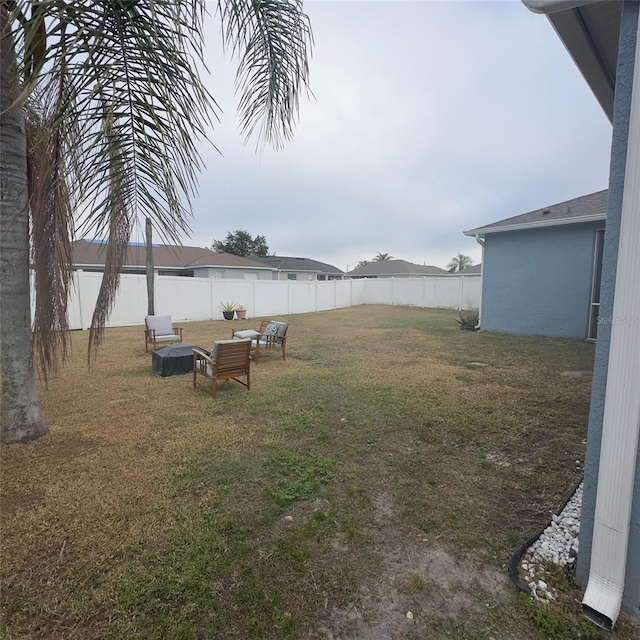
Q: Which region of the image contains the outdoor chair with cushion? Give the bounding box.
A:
[192,339,251,398]
[231,319,270,342]
[231,320,288,364]
[144,315,183,351]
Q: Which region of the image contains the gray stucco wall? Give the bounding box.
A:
[577,0,640,619]
[480,222,604,339]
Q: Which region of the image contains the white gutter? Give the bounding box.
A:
[522,0,602,15]
[463,213,606,237]
[582,15,640,630]
[474,234,485,329]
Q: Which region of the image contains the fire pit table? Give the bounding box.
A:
[152,343,202,377]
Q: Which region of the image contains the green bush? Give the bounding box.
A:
[456,309,480,331]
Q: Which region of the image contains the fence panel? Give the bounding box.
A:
[391,278,422,307]
[156,276,213,322]
[461,276,481,310]
[210,280,256,321]
[335,280,353,309]
[253,280,290,318]
[316,281,336,311]
[289,282,317,315]
[40,271,480,329]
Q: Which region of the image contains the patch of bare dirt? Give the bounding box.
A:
[319,485,509,639]
[321,541,508,639]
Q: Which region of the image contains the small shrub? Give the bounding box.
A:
[456,309,479,331]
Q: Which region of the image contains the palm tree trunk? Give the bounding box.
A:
[0,7,48,444]
[145,217,155,316]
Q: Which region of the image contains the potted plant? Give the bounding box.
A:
[220,302,237,320]
[235,305,247,320]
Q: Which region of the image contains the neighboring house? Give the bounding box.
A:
[523,0,638,628]
[71,239,274,279]
[457,264,482,275]
[346,260,448,278]
[464,190,608,340]
[247,255,344,281]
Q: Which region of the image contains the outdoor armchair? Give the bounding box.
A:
[231,320,288,364]
[192,339,251,398]
[144,315,183,351]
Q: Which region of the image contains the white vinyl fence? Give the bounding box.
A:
[52,272,480,330]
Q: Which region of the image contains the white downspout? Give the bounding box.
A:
[474,234,485,329]
[582,15,640,630]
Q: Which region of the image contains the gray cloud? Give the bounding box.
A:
[183,0,612,272]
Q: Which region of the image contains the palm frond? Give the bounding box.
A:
[15,1,218,353]
[26,74,78,382]
[7,0,312,367]
[219,0,313,149]
[87,101,132,358]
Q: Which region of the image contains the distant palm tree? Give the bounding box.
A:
[447,253,474,273]
[1,0,312,445]
[373,252,394,262]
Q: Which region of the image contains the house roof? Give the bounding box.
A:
[247,255,343,274]
[523,1,622,122]
[458,264,482,274]
[347,260,448,277]
[72,240,271,270]
[464,190,608,236]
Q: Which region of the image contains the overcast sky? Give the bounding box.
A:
[175,0,613,272]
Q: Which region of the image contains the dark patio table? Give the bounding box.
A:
[152,343,202,377]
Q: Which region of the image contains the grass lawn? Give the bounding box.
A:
[1,305,637,639]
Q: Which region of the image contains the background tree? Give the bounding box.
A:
[0,1,312,445]
[356,260,371,269]
[373,252,394,262]
[211,230,270,257]
[447,253,474,273]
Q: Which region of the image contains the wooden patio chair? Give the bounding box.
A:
[231,319,270,342]
[144,315,183,351]
[231,320,288,364]
[192,339,251,398]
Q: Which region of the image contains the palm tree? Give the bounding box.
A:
[373,252,394,262]
[0,1,312,444]
[447,253,474,273]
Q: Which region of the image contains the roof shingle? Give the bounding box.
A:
[347,260,448,277]
[72,240,271,270]
[464,190,608,236]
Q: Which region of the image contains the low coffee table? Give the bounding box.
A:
[152,343,202,377]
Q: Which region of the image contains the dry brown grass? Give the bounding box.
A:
[2,306,634,640]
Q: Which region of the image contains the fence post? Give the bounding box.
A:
[73,270,83,330]
[458,276,464,311]
[210,277,214,320]
[253,278,257,319]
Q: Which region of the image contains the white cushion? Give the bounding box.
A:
[256,340,282,349]
[155,334,179,343]
[146,315,173,335]
[233,329,261,339]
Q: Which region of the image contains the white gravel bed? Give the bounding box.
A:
[520,482,583,602]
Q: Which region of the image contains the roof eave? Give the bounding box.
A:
[464,212,606,236]
[523,0,616,121]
